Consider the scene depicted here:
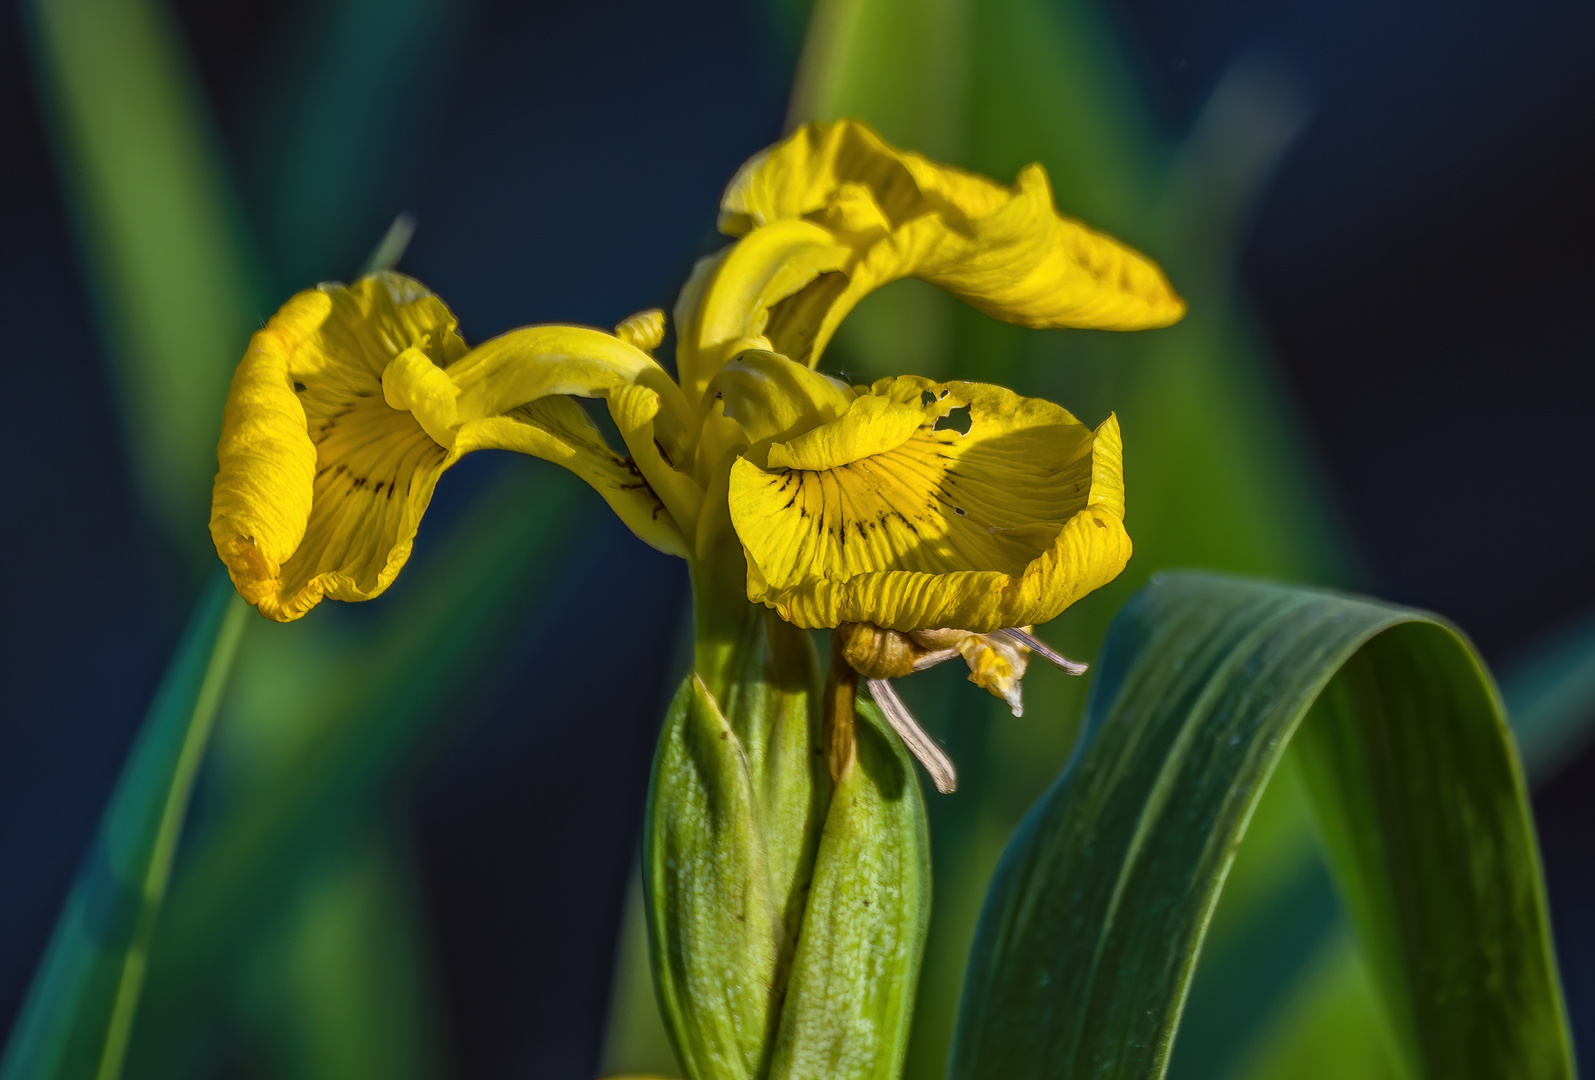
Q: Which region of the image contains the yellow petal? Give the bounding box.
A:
[716,119,1185,367]
[615,308,666,352]
[446,325,702,533]
[211,274,692,622]
[448,324,692,452]
[457,396,688,558]
[211,274,463,621]
[727,377,1130,631]
[766,393,927,471]
[382,346,460,446]
[605,382,702,536]
[672,219,852,401]
[707,349,855,451]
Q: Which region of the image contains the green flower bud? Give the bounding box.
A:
[644,613,929,1080]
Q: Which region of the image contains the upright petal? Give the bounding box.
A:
[727,377,1130,631]
[715,120,1185,368]
[673,220,852,401]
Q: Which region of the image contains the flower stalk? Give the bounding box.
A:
[824,631,860,785]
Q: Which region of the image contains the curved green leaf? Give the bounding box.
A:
[952,572,1572,1080]
[1220,607,1595,1080]
[1,574,246,1080]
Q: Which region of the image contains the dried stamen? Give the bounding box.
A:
[996,627,1089,676]
[866,678,957,794]
[910,647,959,671]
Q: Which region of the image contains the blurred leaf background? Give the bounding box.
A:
[1,0,1591,1077]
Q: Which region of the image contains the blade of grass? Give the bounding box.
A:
[0,575,247,1080]
[22,0,265,571]
[952,572,1573,1080]
[120,467,591,1078]
[28,0,587,1071]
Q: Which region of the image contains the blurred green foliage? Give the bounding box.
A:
[0,577,246,1080]
[20,0,586,1076]
[23,0,265,574]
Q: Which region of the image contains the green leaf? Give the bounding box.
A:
[1213,607,1595,1080]
[121,467,590,1078]
[22,0,265,568]
[951,572,1572,1080]
[0,574,247,1080]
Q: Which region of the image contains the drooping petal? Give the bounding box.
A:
[447,324,692,450]
[443,324,701,535]
[211,273,466,621]
[715,119,1185,368]
[212,274,692,622]
[455,396,687,557]
[727,377,1130,632]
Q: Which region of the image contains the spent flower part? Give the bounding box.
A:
[208,118,1183,783]
[832,620,1092,792]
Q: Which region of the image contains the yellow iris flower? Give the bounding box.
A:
[209,119,1181,780]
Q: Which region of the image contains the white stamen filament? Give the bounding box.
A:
[997,628,1089,676]
[910,648,959,671]
[866,678,957,794]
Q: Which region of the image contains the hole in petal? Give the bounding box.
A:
[934,405,972,435]
[920,390,937,407]
[578,397,627,454]
[293,381,306,393]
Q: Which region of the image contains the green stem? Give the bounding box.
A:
[688,555,766,705]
